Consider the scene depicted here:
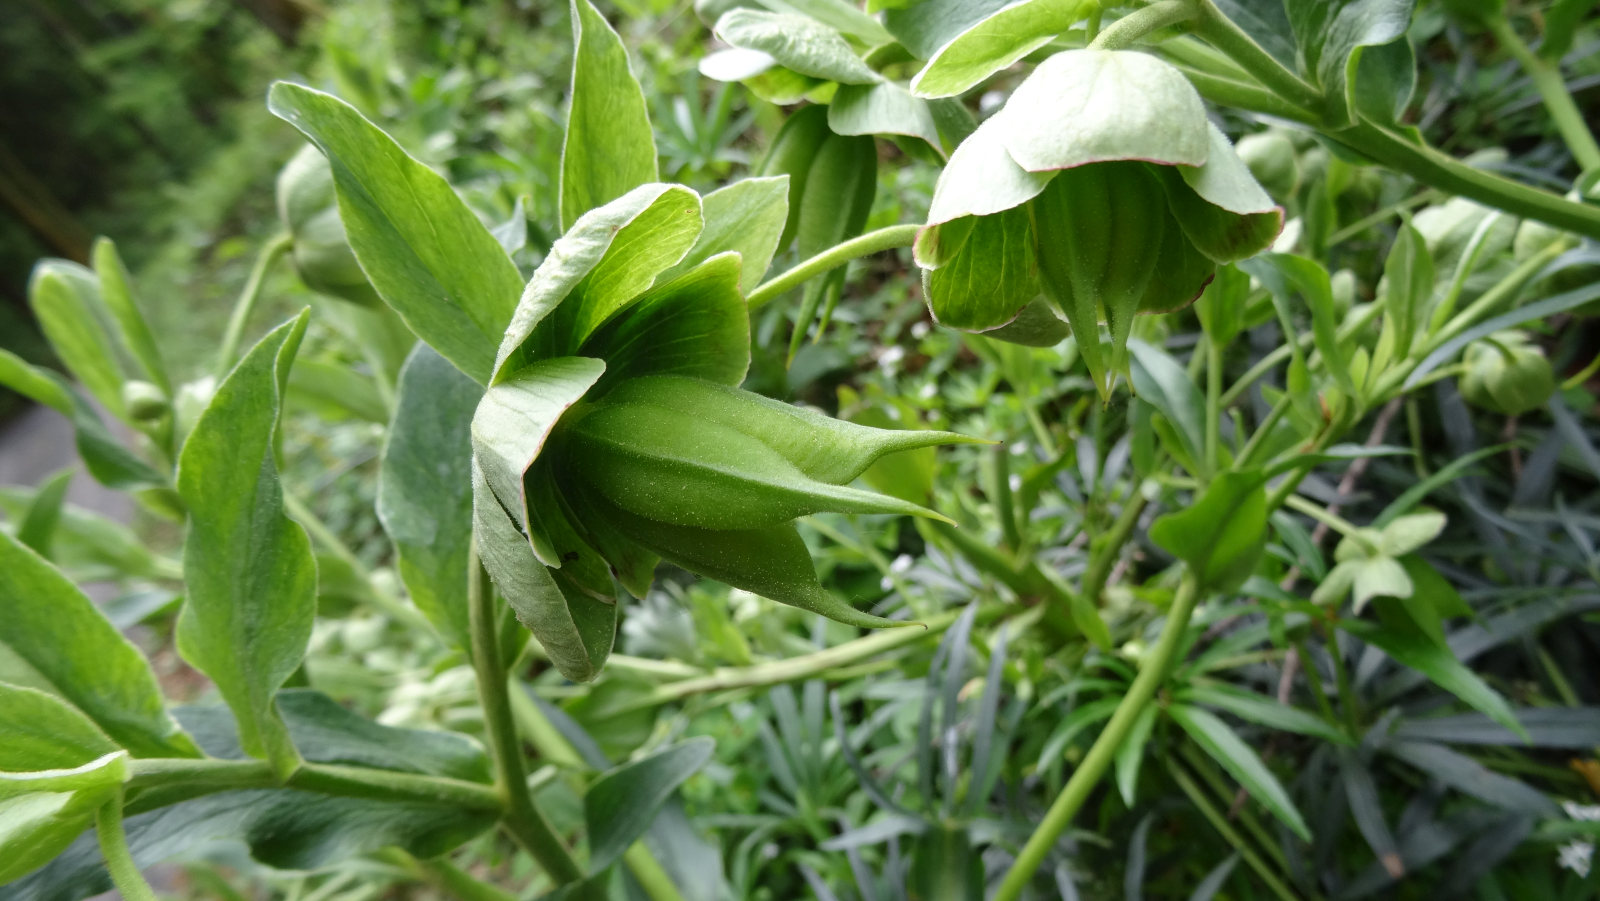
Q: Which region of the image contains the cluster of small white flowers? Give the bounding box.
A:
[880,553,914,591]
[878,344,906,376]
[1559,801,1600,878]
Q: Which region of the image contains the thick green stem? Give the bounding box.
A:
[96,792,158,901]
[216,231,293,376]
[1205,340,1223,473]
[1332,121,1600,241]
[745,225,918,309]
[993,573,1202,900]
[1191,0,1324,114]
[1089,0,1197,51]
[468,543,584,885]
[1489,18,1600,172]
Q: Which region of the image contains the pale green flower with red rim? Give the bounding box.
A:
[915,49,1283,397]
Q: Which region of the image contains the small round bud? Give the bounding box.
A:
[1235,131,1299,198]
[120,380,169,423]
[1460,331,1555,416]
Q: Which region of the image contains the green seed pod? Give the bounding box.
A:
[1330,268,1358,316]
[758,104,833,250]
[275,144,382,307]
[120,380,168,423]
[1460,331,1555,416]
[1235,130,1300,198]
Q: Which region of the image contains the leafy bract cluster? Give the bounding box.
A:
[470,183,976,680]
[915,50,1283,397]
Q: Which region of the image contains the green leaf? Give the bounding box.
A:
[0,685,120,772]
[790,130,877,357]
[580,254,750,390]
[1128,341,1207,476]
[27,261,127,421]
[1115,704,1158,806]
[909,0,1090,98]
[1168,703,1311,840]
[472,356,607,562]
[586,490,910,630]
[176,311,316,778]
[1195,264,1249,349]
[1285,0,1415,124]
[584,737,714,872]
[1263,443,1412,478]
[562,399,948,530]
[11,704,495,900]
[980,298,1071,347]
[764,0,896,44]
[0,531,195,759]
[1403,279,1600,390]
[561,0,659,231]
[0,752,129,885]
[1380,222,1433,360]
[377,346,482,650]
[713,9,882,85]
[176,689,490,784]
[1239,253,1355,401]
[16,468,71,557]
[1178,683,1351,745]
[496,184,702,379]
[993,49,1210,173]
[1341,619,1526,739]
[828,82,943,152]
[922,208,1039,332]
[756,105,832,249]
[1352,37,1416,127]
[90,239,169,396]
[664,176,788,293]
[473,461,619,683]
[1149,470,1268,593]
[1393,707,1600,749]
[286,359,389,423]
[268,82,522,385]
[1382,740,1556,814]
[587,374,982,486]
[885,0,1017,60]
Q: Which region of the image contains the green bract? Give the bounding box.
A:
[276,144,382,308]
[1459,330,1556,416]
[914,49,1282,397]
[472,184,978,681]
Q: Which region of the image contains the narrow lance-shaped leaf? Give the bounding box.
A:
[27,261,126,421]
[377,346,481,650]
[910,0,1091,99]
[584,737,714,872]
[1169,703,1311,840]
[1381,222,1433,360]
[560,0,659,230]
[91,238,169,395]
[176,311,317,779]
[1340,618,1526,739]
[0,531,197,759]
[268,83,522,385]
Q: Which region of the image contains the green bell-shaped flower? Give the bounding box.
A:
[1459,330,1555,417]
[472,184,979,681]
[915,50,1281,397]
[276,144,383,307]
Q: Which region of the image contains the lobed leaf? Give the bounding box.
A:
[268,82,522,385]
[0,531,196,759]
[176,311,316,778]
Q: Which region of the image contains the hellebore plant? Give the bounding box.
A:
[915,49,1282,397]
